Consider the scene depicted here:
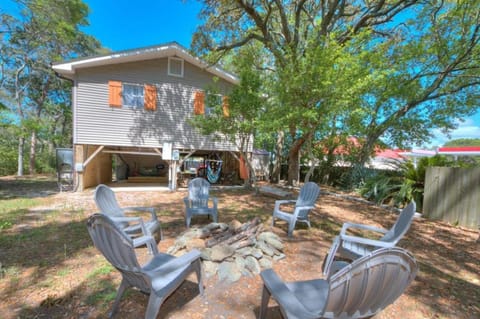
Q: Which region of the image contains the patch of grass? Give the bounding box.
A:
[86,287,117,305]
[1,265,21,284]
[231,208,267,222]
[37,277,55,288]
[0,198,42,231]
[57,268,71,277]
[0,220,13,230]
[87,263,114,279]
[160,209,177,216]
[0,197,41,212]
[85,263,117,306]
[17,226,44,239]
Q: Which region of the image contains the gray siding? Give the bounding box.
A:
[74,58,240,151]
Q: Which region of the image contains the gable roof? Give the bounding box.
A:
[52,42,239,84]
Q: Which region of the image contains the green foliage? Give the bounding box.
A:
[0,114,21,175]
[193,1,480,185]
[444,138,480,147]
[0,0,100,175]
[337,165,378,191]
[190,46,265,185]
[0,220,13,230]
[358,155,461,210]
[0,196,41,232]
[35,149,56,174]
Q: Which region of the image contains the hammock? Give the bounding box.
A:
[206,160,222,184]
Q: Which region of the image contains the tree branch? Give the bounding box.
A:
[274,0,292,45]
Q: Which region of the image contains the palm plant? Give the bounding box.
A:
[359,155,455,211]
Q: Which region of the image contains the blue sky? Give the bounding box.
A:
[81,0,203,51]
[3,0,479,147]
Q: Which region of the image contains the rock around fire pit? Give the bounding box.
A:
[167,217,285,282]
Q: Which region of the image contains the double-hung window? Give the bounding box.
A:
[122,83,144,109]
[193,90,229,117]
[205,93,222,116]
[108,80,157,111]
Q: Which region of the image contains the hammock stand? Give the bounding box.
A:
[206,160,223,184]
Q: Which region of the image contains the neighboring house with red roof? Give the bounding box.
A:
[369,148,406,170]
[317,136,407,170]
[370,146,480,168]
[437,146,480,159]
[398,149,437,167]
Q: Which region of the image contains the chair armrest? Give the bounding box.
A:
[322,236,341,278]
[274,200,296,211]
[123,206,158,221]
[292,205,314,217]
[340,233,395,248]
[144,250,202,275]
[340,222,388,236]
[132,235,158,254]
[211,197,218,209]
[260,269,320,318]
[293,206,315,215]
[110,216,148,235]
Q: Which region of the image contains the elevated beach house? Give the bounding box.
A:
[52,42,245,191]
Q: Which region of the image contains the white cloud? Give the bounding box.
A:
[423,112,480,148]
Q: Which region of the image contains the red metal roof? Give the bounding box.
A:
[437,146,480,152]
[374,149,405,159]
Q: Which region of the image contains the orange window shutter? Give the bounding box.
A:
[239,155,249,180]
[193,91,205,115]
[108,80,122,107]
[222,96,230,117]
[144,84,157,111]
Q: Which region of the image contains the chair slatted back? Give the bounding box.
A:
[380,202,416,243]
[295,182,320,218]
[87,214,150,292]
[94,184,124,217]
[323,248,417,318]
[188,178,211,208]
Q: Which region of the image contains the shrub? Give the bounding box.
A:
[358,155,464,211]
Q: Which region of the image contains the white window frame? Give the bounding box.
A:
[168,57,184,78]
[122,83,144,109]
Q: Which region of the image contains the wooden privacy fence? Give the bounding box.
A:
[423,167,480,229]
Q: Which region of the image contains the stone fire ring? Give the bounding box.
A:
[166,218,285,283]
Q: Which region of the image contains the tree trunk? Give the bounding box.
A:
[304,162,316,183]
[304,140,318,183]
[17,136,24,176]
[271,131,284,183]
[344,136,378,189]
[287,137,307,186]
[287,148,299,186]
[29,131,36,175]
[242,152,257,189]
[321,149,336,184]
[357,135,380,166]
